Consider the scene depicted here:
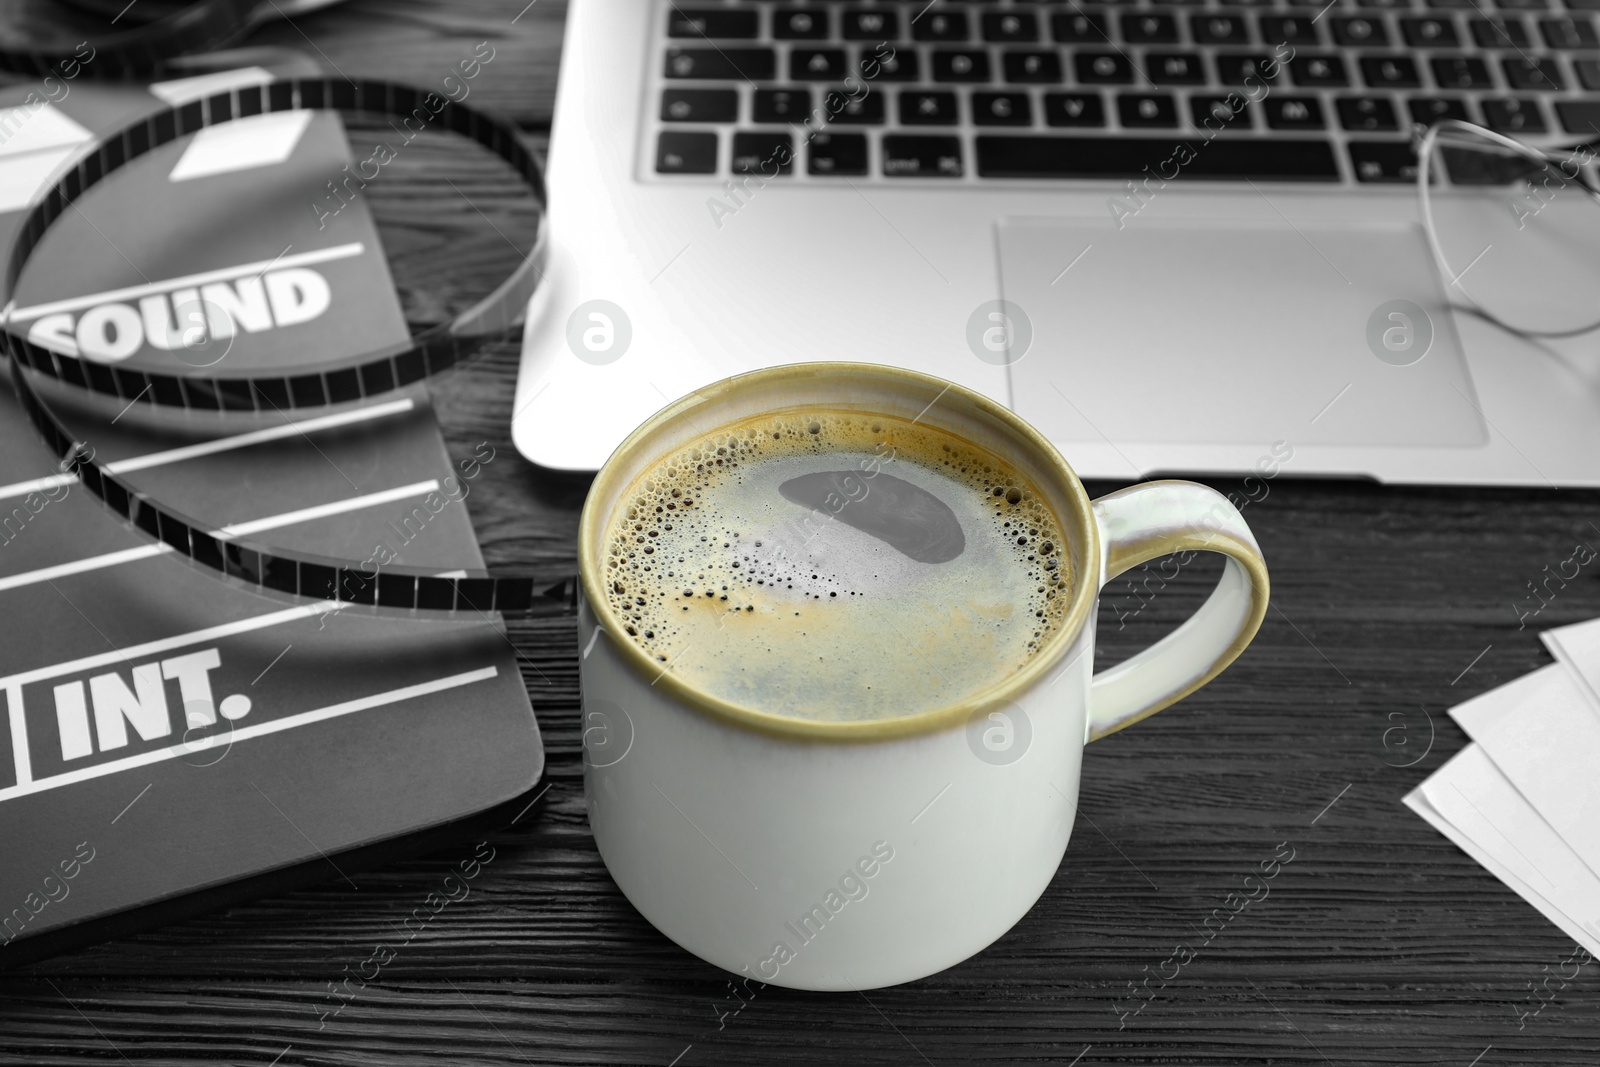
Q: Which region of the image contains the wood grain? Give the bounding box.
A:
[4,2,1600,1064]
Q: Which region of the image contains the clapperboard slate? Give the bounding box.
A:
[0,67,544,965]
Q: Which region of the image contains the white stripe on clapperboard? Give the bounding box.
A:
[0,479,439,592]
[0,395,414,503]
[0,392,485,798]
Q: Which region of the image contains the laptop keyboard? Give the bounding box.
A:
[648,0,1600,185]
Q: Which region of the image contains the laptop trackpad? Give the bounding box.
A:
[997,218,1487,448]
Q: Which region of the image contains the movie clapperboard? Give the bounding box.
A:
[0,66,544,965]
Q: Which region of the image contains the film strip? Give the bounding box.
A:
[0,0,259,79]
[3,77,546,412]
[1,77,574,619]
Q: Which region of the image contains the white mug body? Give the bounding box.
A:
[581,594,1093,990]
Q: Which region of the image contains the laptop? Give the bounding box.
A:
[512,0,1600,486]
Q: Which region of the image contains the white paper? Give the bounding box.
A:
[1417,741,1600,943]
[1445,659,1600,881]
[1405,779,1600,957]
[1450,662,1558,736]
[1542,617,1600,721]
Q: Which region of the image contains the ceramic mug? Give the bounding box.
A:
[577,363,1269,990]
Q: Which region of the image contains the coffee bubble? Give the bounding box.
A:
[601,411,1071,723]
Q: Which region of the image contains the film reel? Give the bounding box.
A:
[1,77,574,619]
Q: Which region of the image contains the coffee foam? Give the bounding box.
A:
[601,411,1071,722]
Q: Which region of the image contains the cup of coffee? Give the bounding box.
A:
[577,363,1268,990]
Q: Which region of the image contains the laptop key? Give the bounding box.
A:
[1149,52,1208,84]
[1005,51,1065,83]
[1216,53,1282,83]
[1361,55,1423,85]
[1191,93,1254,128]
[1431,55,1493,87]
[881,135,965,177]
[1260,15,1322,44]
[1409,96,1473,123]
[1123,13,1181,42]
[1337,96,1400,129]
[1263,96,1326,128]
[912,12,971,42]
[791,48,849,80]
[774,8,830,40]
[1577,57,1600,86]
[899,89,960,125]
[1291,54,1351,85]
[933,49,993,81]
[823,89,886,124]
[1051,12,1110,43]
[1504,55,1566,86]
[974,135,1339,178]
[983,11,1041,42]
[808,132,868,176]
[1192,14,1252,43]
[1555,100,1600,132]
[731,132,794,176]
[974,91,1035,125]
[865,48,920,81]
[753,89,813,124]
[1119,93,1180,127]
[1078,52,1138,83]
[843,10,900,41]
[661,88,738,123]
[1495,0,1549,8]
[1400,16,1462,44]
[1348,141,1421,182]
[668,9,759,39]
[1043,92,1108,126]
[665,48,775,80]
[1541,17,1600,45]
[1481,96,1547,131]
[656,131,718,174]
[1471,17,1532,45]
[1331,17,1392,45]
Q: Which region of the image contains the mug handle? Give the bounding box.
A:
[1086,480,1270,743]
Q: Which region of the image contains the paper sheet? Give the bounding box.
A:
[1405,628,1600,952]
[1541,616,1600,721]
[1446,662,1600,881]
[1404,780,1600,956]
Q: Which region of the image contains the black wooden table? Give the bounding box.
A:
[3,3,1599,1064]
